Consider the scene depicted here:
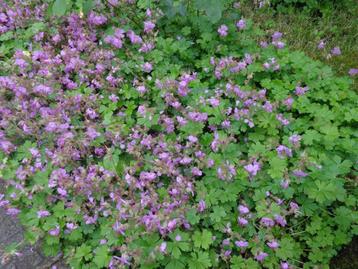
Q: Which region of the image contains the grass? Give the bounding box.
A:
[240,1,358,90]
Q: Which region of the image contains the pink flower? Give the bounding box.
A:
[267,240,280,249]
[49,226,60,236]
[218,25,228,37]
[272,31,282,41]
[37,210,50,218]
[235,240,248,248]
[331,46,341,56]
[317,40,325,49]
[198,200,206,212]
[276,145,292,158]
[238,205,250,214]
[244,161,260,177]
[289,134,301,146]
[236,19,246,30]
[260,217,275,227]
[137,85,147,94]
[191,167,202,176]
[255,252,268,262]
[295,85,309,96]
[88,12,107,25]
[348,68,358,76]
[142,62,153,73]
[238,217,248,226]
[159,242,167,253]
[144,21,155,33]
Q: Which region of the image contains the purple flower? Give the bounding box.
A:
[142,62,153,73]
[88,12,107,26]
[34,84,52,95]
[159,242,167,253]
[272,31,283,41]
[267,240,280,249]
[137,85,147,94]
[127,30,142,44]
[6,207,20,216]
[108,0,119,6]
[317,40,325,49]
[260,41,268,48]
[191,167,202,176]
[271,40,285,49]
[0,140,15,154]
[276,145,292,158]
[281,261,290,269]
[207,159,214,168]
[276,114,290,126]
[139,171,157,182]
[167,219,177,231]
[218,25,228,37]
[275,215,287,227]
[66,223,77,230]
[348,68,358,76]
[222,238,230,246]
[260,217,275,227]
[175,235,182,241]
[290,202,299,212]
[15,58,28,69]
[86,127,100,140]
[198,200,206,212]
[188,135,198,143]
[209,97,220,107]
[295,85,309,96]
[86,108,97,119]
[289,134,301,146]
[49,226,60,236]
[255,251,268,262]
[238,217,248,226]
[144,21,155,33]
[57,187,67,197]
[236,19,246,30]
[238,205,250,214]
[37,210,50,218]
[331,46,341,56]
[244,161,260,177]
[293,170,307,177]
[235,240,248,248]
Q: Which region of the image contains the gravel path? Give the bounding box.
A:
[0,182,67,269]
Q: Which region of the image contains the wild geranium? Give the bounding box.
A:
[0,1,356,269]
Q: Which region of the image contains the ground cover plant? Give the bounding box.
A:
[0,1,357,268]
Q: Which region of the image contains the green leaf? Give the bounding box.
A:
[209,206,226,223]
[194,0,224,23]
[186,208,200,225]
[33,167,51,187]
[75,244,93,261]
[93,246,111,268]
[166,259,186,269]
[276,237,297,260]
[188,251,211,269]
[82,0,94,14]
[192,230,212,250]
[268,156,286,179]
[52,0,67,17]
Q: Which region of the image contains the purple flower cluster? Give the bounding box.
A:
[0,2,319,268]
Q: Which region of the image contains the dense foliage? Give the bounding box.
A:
[0,1,357,269]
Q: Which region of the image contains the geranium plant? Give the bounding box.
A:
[0,1,357,268]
